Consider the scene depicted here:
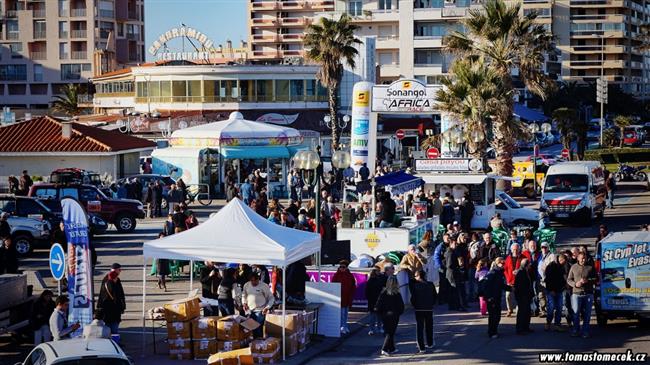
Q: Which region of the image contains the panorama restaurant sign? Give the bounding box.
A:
[372,79,440,113]
[149,25,217,61]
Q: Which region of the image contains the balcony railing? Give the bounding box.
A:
[59,30,69,38]
[252,18,277,26]
[71,8,86,17]
[126,32,139,40]
[33,9,46,18]
[71,51,87,59]
[252,34,279,42]
[60,52,69,59]
[98,9,114,18]
[252,1,279,10]
[252,50,280,58]
[30,51,47,60]
[128,10,139,19]
[33,30,47,39]
[6,10,18,18]
[71,29,87,38]
[280,34,304,42]
[7,32,20,40]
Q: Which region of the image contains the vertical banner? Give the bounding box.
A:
[350,82,374,175]
[62,198,93,337]
[440,112,457,157]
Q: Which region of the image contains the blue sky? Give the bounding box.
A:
[144,0,247,61]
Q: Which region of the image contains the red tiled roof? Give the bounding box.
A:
[0,116,156,153]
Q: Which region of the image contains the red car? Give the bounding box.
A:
[28,183,145,233]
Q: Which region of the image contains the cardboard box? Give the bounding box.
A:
[168,338,192,360]
[192,316,220,339]
[297,329,309,352]
[250,337,281,364]
[164,297,201,322]
[217,315,260,341]
[284,333,300,357]
[207,347,253,365]
[166,321,191,339]
[192,338,217,359]
[218,339,250,352]
[264,310,304,338]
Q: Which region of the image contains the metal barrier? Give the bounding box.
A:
[186,183,212,205]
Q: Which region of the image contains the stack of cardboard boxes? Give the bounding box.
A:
[192,316,220,359]
[264,309,316,357]
[217,315,259,352]
[164,297,201,360]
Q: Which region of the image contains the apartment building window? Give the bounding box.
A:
[117,23,125,37]
[58,0,68,17]
[290,80,304,101]
[348,1,362,16]
[6,20,19,40]
[523,8,550,17]
[0,65,28,81]
[59,21,69,38]
[34,20,47,39]
[99,21,114,39]
[34,64,43,82]
[415,49,445,65]
[8,84,27,95]
[61,64,83,80]
[30,84,49,95]
[416,23,448,37]
[59,42,70,59]
[99,0,114,18]
[571,23,623,32]
[379,0,392,10]
[9,43,23,59]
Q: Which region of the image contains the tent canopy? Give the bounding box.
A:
[514,104,548,122]
[357,171,423,195]
[142,198,321,266]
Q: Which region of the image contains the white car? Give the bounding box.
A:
[495,190,539,227]
[16,338,132,365]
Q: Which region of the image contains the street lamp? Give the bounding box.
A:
[292,150,322,235]
[331,150,351,203]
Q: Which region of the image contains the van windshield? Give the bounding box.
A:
[544,174,589,193]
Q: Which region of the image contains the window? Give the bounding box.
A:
[16,199,45,216]
[33,20,47,37]
[149,80,160,97]
[6,20,19,39]
[30,84,48,95]
[82,63,91,71]
[61,64,82,80]
[220,80,238,100]
[348,1,362,16]
[543,174,589,193]
[81,187,100,201]
[32,188,58,199]
[306,79,317,100]
[379,0,392,9]
[275,80,290,101]
[414,49,445,65]
[60,188,79,199]
[117,23,124,37]
[24,348,46,365]
[58,0,68,16]
[33,64,43,82]
[187,80,201,99]
[0,199,17,215]
[255,80,273,102]
[172,80,187,98]
[99,0,114,18]
[8,84,27,95]
[160,81,171,97]
[59,21,69,38]
[0,65,27,81]
[415,23,448,37]
[290,80,304,101]
[59,42,69,59]
[9,43,23,59]
[239,80,254,102]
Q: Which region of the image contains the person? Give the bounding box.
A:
[399,244,427,280]
[595,224,609,245]
[410,270,436,353]
[97,263,126,335]
[7,175,19,194]
[167,184,180,215]
[544,254,566,332]
[132,178,143,202]
[484,232,500,263]
[445,239,466,311]
[171,205,186,233]
[217,268,242,316]
[467,232,485,302]
[417,230,435,258]
[242,272,274,338]
[185,210,199,230]
[241,178,255,204]
[490,213,505,231]
[475,259,490,315]
[431,192,443,217]
[176,178,188,203]
[605,171,616,209]
[459,193,475,232]
[522,239,542,316]
[365,266,384,336]
[31,290,55,345]
[514,258,534,335]
[200,261,222,300]
[332,260,357,334]
[252,264,271,285]
[152,180,163,218]
[440,198,454,227]
[0,234,18,274]
[359,163,370,181]
[375,276,404,356]
[433,236,449,304]
[536,242,554,317]
[483,257,507,338]
[83,308,111,339]
[379,192,396,228]
[19,170,33,196]
[560,252,574,326]
[286,260,308,305]
[49,295,79,340]
[567,252,596,338]
[504,243,523,317]
[154,233,170,291]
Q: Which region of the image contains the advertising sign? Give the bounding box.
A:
[372,79,440,113]
[600,241,650,311]
[62,198,93,337]
[350,82,374,172]
[415,158,476,172]
[307,270,369,309]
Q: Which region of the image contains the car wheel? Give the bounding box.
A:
[13,234,33,256]
[161,198,168,210]
[116,213,136,233]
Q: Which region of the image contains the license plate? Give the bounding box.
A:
[555,213,569,218]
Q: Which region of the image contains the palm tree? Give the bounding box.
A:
[613,115,633,148]
[51,83,81,116]
[444,0,556,185]
[305,14,361,150]
[551,107,578,150]
[435,58,508,161]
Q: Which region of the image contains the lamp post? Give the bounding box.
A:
[528,123,541,199]
[331,149,351,203]
[292,150,322,277]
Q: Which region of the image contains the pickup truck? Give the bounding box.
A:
[6,215,50,256]
[28,183,145,233]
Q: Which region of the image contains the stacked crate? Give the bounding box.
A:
[164,297,201,360]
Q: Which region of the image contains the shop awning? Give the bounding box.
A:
[420,174,490,185]
[221,146,290,159]
[357,171,423,195]
[514,104,548,122]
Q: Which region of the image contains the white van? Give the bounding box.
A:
[540,161,606,225]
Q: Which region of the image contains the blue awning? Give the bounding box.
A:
[357,171,424,196]
[514,104,548,122]
[221,146,290,159]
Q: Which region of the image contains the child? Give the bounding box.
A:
[475,258,489,315]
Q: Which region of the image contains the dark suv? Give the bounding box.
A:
[28,183,145,233]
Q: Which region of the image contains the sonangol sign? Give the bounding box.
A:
[372,79,440,113]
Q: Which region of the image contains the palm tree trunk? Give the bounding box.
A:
[493,105,516,191]
[328,86,339,151]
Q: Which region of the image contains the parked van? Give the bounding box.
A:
[595,231,650,327]
[540,161,606,225]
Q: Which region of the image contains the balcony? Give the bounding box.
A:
[6,10,18,18]
[71,51,87,59]
[70,8,87,17]
[280,49,304,57]
[30,51,47,60]
[99,30,110,39]
[279,1,309,10]
[377,35,400,49]
[252,50,281,59]
[251,18,277,27]
[126,32,140,41]
[564,59,626,68]
[570,45,625,53]
[7,32,20,40]
[60,52,69,60]
[252,1,279,10]
[569,0,624,6]
[278,17,311,26]
[71,29,87,38]
[33,9,46,18]
[310,0,335,10]
[413,36,444,48]
[59,30,69,38]
[252,34,279,43]
[316,10,399,23]
[280,33,304,42]
[571,14,625,22]
[33,30,47,39]
[99,9,114,18]
[379,64,401,78]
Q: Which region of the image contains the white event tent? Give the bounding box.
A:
[141,198,321,359]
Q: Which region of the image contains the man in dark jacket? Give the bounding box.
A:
[151,181,162,218]
[483,257,507,338]
[97,263,126,335]
[444,239,465,311]
[410,270,437,352]
[544,254,567,331]
[514,259,534,334]
[199,261,221,300]
[0,236,18,274]
[286,260,308,304]
[459,193,475,232]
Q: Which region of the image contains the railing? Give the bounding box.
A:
[99,9,114,18]
[6,10,18,18]
[60,52,69,59]
[78,94,94,103]
[310,0,335,8]
[33,9,46,18]
[30,51,47,60]
[570,14,624,20]
[71,29,87,38]
[252,1,279,10]
[33,30,47,39]
[252,50,280,58]
[252,18,277,25]
[95,92,134,98]
[280,33,304,41]
[71,8,86,17]
[71,51,87,59]
[59,30,69,38]
[7,32,20,40]
[281,49,303,57]
[278,17,309,26]
[126,32,139,40]
[134,95,328,104]
[252,34,279,42]
[128,10,139,19]
[59,8,68,17]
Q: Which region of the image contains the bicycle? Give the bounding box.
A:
[185,185,212,206]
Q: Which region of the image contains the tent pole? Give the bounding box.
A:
[317,250,321,283]
[141,259,147,357]
[266,159,270,193]
[282,265,286,361]
[189,260,194,291]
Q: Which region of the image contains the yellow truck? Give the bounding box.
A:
[511,159,556,199]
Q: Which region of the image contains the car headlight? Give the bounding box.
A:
[138,204,144,211]
[576,197,587,210]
